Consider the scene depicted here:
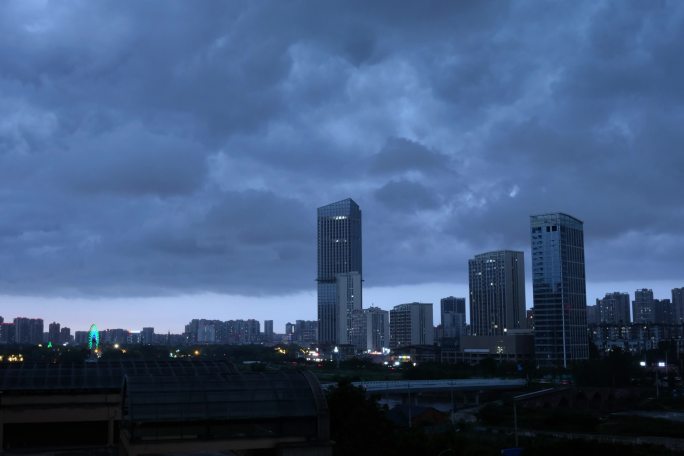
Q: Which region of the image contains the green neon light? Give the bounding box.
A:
[88,324,99,350]
[47,341,52,348]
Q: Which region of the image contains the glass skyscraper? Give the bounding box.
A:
[531,213,588,368]
[317,198,362,345]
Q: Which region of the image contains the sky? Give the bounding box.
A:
[1,1,683,334]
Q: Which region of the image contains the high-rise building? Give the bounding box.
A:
[468,251,526,336]
[585,305,598,325]
[633,289,655,324]
[654,299,674,324]
[596,292,630,325]
[440,297,466,339]
[389,303,434,349]
[531,213,588,367]
[673,288,684,324]
[294,320,318,345]
[0,323,15,344]
[141,327,155,345]
[48,322,61,344]
[365,307,390,352]
[264,320,274,342]
[13,318,44,344]
[60,327,71,345]
[350,310,367,350]
[317,198,362,346]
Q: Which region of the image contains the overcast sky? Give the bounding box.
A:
[1,1,683,333]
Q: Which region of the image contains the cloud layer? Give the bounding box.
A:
[1,0,683,303]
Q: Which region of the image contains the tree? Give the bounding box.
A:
[326,380,397,455]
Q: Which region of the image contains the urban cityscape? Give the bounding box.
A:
[3,200,683,368]
[2,1,684,455]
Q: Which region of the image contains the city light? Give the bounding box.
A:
[658,361,666,367]
[640,361,646,367]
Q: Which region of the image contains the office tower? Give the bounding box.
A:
[596,292,631,325]
[389,303,434,349]
[673,288,684,324]
[264,320,274,342]
[141,327,155,345]
[365,307,390,352]
[469,251,526,336]
[48,322,61,344]
[441,297,466,339]
[317,198,362,345]
[633,289,655,324]
[531,213,588,367]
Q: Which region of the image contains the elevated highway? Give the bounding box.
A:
[322,378,527,393]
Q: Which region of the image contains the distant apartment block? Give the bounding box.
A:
[468,251,526,336]
[390,303,434,349]
[596,292,631,325]
[633,289,655,324]
[674,288,684,324]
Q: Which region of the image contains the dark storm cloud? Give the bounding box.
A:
[0,0,682,297]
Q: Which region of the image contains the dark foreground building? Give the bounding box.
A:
[0,360,331,455]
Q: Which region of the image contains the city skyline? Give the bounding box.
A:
[1,2,683,333]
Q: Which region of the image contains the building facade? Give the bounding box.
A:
[633,289,655,324]
[673,288,684,324]
[596,292,630,325]
[365,307,390,352]
[531,213,588,367]
[264,320,274,342]
[13,318,44,345]
[317,198,362,346]
[468,251,526,336]
[389,303,434,349]
[440,296,466,339]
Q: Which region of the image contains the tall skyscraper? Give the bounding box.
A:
[633,289,655,324]
[673,288,684,324]
[468,251,526,336]
[531,213,588,368]
[440,297,466,339]
[389,303,434,349]
[317,198,362,345]
[596,292,631,325]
